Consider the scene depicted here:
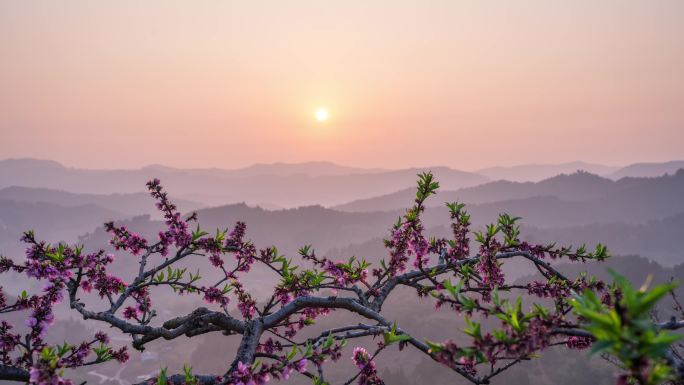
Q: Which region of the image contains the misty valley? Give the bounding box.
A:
[1,159,683,385]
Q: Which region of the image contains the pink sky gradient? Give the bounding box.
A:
[1,1,682,170]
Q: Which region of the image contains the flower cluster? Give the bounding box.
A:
[105,223,148,256]
[382,222,411,275]
[566,336,592,350]
[476,246,505,291]
[148,178,194,253]
[445,202,471,261]
[431,340,477,376]
[351,347,383,385]
[299,247,370,289]
[202,286,229,307]
[229,361,271,385]
[0,278,127,385]
[0,220,132,383]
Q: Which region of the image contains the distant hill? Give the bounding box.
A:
[334,172,608,212]
[0,186,203,216]
[608,160,684,179]
[4,168,682,263]
[0,200,129,258]
[327,212,684,269]
[68,176,684,280]
[0,158,488,208]
[476,161,618,182]
[143,160,386,178]
[475,160,684,181]
[521,213,684,267]
[212,161,387,177]
[80,203,399,262]
[334,170,684,213]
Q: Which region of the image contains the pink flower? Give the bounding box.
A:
[295,359,308,373]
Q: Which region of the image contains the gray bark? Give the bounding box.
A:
[0,365,30,382]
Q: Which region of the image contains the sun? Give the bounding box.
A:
[315,108,329,122]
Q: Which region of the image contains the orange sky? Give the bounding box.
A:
[1,1,682,170]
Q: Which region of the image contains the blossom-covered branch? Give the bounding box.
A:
[1,172,682,385]
[0,234,128,385]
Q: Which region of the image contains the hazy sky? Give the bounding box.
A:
[1,1,682,170]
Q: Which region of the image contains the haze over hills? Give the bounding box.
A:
[2,158,684,385]
[476,161,620,182]
[2,158,683,208]
[212,161,387,177]
[0,200,129,256]
[142,161,386,178]
[475,160,684,182]
[334,169,684,212]
[2,159,683,262]
[0,159,488,208]
[2,167,681,294]
[328,212,684,269]
[52,169,683,280]
[2,157,683,262]
[522,213,684,266]
[0,186,204,216]
[607,160,684,179]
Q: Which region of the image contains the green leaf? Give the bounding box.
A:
[287,345,297,361]
[157,367,168,385]
[633,282,678,316]
[425,340,444,353]
[251,359,262,372]
[183,365,197,385]
[588,340,614,356]
[383,322,412,345]
[324,332,334,349]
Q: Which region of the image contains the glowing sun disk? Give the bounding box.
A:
[315,108,329,122]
